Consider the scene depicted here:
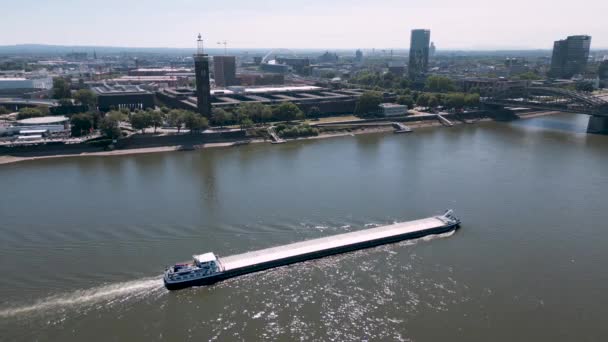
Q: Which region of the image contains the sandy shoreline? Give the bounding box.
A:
[0,114,538,166]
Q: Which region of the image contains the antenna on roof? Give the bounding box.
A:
[197,34,204,55]
[217,41,228,56]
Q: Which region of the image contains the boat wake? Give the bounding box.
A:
[0,276,165,319]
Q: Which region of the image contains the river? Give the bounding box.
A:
[1,113,607,341]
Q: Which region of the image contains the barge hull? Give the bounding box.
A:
[221,222,458,280]
[165,214,460,290]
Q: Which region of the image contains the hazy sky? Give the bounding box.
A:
[2,0,606,49]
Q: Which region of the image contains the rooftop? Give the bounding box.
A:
[0,78,28,81]
[379,103,406,108]
[93,84,151,95]
[17,116,69,125]
[133,68,193,72]
[194,253,217,263]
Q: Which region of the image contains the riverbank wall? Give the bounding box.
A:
[0,130,247,158]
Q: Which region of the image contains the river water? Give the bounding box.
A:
[1,114,608,341]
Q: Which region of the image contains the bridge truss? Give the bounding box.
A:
[482,87,608,117]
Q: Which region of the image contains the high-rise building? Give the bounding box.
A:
[194,34,212,118]
[430,42,436,58]
[599,60,608,88]
[549,35,592,79]
[355,49,363,62]
[409,29,431,80]
[213,56,237,87]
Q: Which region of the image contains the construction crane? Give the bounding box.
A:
[217,41,228,55]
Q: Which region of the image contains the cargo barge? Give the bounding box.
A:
[164,210,460,290]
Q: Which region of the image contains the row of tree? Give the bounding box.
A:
[210,102,314,128]
[350,71,411,90]
[413,92,480,110]
[52,77,98,107]
[275,124,319,138]
[353,90,481,117]
[16,106,50,120]
[349,71,461,94]
[70,109,212,138]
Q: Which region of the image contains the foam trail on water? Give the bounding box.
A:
[0,276,164,318]
[423,230,456,241]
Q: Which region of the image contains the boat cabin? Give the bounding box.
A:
[193,253,220,273]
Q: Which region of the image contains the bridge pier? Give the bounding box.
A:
[587,116,608,134]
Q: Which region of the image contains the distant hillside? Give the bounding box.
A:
[0,44,205,56]
[1,44,603,58]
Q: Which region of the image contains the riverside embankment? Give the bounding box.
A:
[0,110,552,165]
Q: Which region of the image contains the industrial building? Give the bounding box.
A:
[236,73,284,86]
[128,68,194,77]
[549,35,592,79]
[0,77,53,96]
[379,103,408,116]
[388,62,406,76]
[409,29,431,80]
[93,84,155,111]
[260,62,290,74]
[157,86,386,116]
[276,57,310,74]
[213,56,237,87]
[95,76,188,88]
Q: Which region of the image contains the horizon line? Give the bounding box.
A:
[2,43,608,52]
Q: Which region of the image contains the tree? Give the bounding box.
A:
[273,102,304,122]
[425,76,455,93]
[444,93,466,110]
[70,113,94,137]
[148,110,164,133]
[58,99,73,107]
[236,102,272,123]
[240,117,254,130]
[428,94,439,108]
[307,106,321,118]
[396,95,415,109]
[100,113,123,139]
[398,78,411,89]
[516,72,542,81]
[212,108,230,127]
[464,93,480,108]
[130,111,152,134]
[575,81,594,93]
[17,107,48,120]
[105,110,127,124]
[52,77,72,99]
[416,93,430,107]
[167,110,186,133]
[0,106,10,115]
[355,91,383,117]
[182,111,209,133]
[73,89,98,107]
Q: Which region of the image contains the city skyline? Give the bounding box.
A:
[1,0,607,50]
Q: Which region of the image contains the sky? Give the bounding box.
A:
[1,0,607,50]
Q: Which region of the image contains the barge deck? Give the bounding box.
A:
[221,216,451,271]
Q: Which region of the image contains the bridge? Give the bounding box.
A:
[481,86,608,134]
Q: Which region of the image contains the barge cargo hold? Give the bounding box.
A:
[164,210,460,290]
